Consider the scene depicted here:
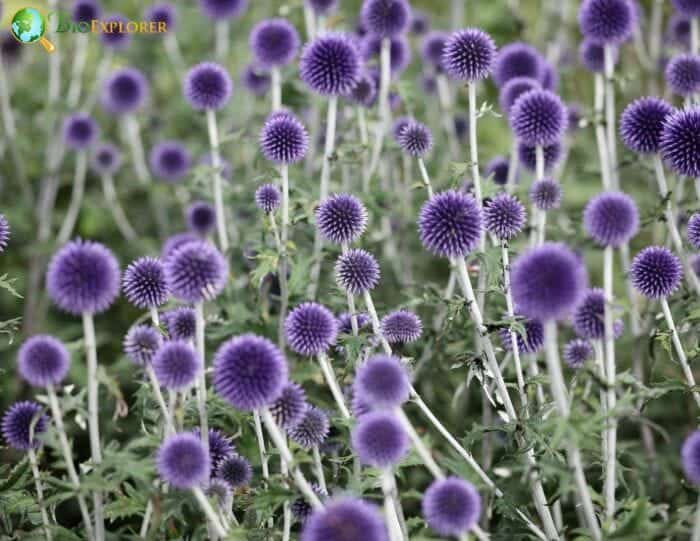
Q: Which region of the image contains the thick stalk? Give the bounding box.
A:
[660,298,700,408]
[0,56,25,185]
[253,411,271,480]
[593,340,608,462]
[436,74,459,158]
[363,290,392,354]
[366,38,391,183]
[312,446,328,494]
[192,487,228,537]
[693,492,700,541]
[215,21,229,60]
[468,82,482,205]
[594,75,612,190]
[303,4,316,40]
[317,352,351,418]
[124,115,150,184]
[145,365,175,435]
[279,164,290,347]
[67,33,89,108]
[395,408,443,479]
[100,173,136,241]
[28,448,52,541]
[206,109,229,253]
[83,51,113,113]
[271,68,282,111]
[164,33,185,74]
[603,246,617,522]
[194,303,210,453]
[381,470,405,541]
[502,244,528,409]
[604,46,619,189]
[57,151,88,244]
[417,158,434,197]
[692,17,699,55]
[506,140,519,193]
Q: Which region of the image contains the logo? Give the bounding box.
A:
[11,7,55,53]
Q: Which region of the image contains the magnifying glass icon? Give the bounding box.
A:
[11,8,55,53]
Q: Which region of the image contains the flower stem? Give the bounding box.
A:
[145,365,175,435]
[693,491,700,541]
[594,75,612,190]
[271,68,282,111]
[692,17,699,55]
[312,446,328,494]
[124,115,150,184]
[506,139,519,194]
[603,245,617,523]
[164,33,185,74]
[192,487,228,537]
[366,38,392,184]
[215,21,229,60]
[194,303,210,454]
[660,298,700,409]
[28,448,52,541]
[381,470,405,541]
[206,109,230,253]
[0,56,25,186]
[317,352,351,418]
[100,173,136,241]
[417,158,434,197]
[436,74,458,158]
[57,151,87,245]
[67,33,89,108]
[502,243,528,410]
[604,46,619,189]
[279,164,290,348]
[362,290,392,354]
[253,411,271,480]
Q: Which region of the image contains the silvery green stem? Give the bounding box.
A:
[693,492,700,541]
[83,51,113,113]
[150,308,160,328]
[278,164,290,347]
[47,0,61,104]
[28,448,52,541]
[124,115,150,184]
[192,487,228,537]
[603,245,617,522]
[67,33,89,108]
[303,4,316,39]
[395,408,443,479]
[253,411,271,480]
[417,158,434,197]
[194,303,210,453]
[506,140,519,194]
[649,1,663,77]
[206,109,230,253]
[436,74,459,158]
[46,385,96,541]
[0,55,25,185]
[215,21,229,60]
[57,151,88,245]
[502,244,528,409]
[363,290,392,354]
[312,446,328,493]
[692,17,699,55]
[604,46,619,189]
[164,33,185,73]
[660,298,700,408]
[317,352,351,419]
[528,356,547,407]
[100,173,136,241]
[594,75,612,190]
[269,212,282,252]
[593,340,608,462]
[533,146,546,245]
[271,68,282,111]
[381,470,405,541]
[145,365,175,435]
[366,38,391,183]
[468,82,482,205]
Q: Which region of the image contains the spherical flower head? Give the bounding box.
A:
[62,113,99,151]
[47,240,120,316]
[579,0,636,44]
[511,243,588,321]
[668,13,691,49]
[186,201,217,236]
[564,338,593,368]
[442,28,496,82]
[493,42,544,87]
[380,310,423,344]
[682,430,700,484]
[255,184,282,214]
[620,97,675,154]
[2,401,48,451]
[484,193,527,241]
[192,428,234,472]
[578,39,618,73]
[498,317,545,354]
[392,116,413,140]
[122,256,168,309]
[316,193,368,245]
[285,302,338,357]
[666,54,700,97]
[92,142,122,176]
[213,334,288,411]
[583,191,639,247]
[568,103,583,132]
[530,179,562,211]
[101,67,149,115]
[397,121,433,158]
[499,76,540,116]
[0,31,23,67]
[688,213,700,248]
[421,32,448,70]
[302,497,387,541]
[100,14,131,49]
[199,0,247,19]
[72,0,101,23]
[0,214,9,252]
[259,112,309,165]
[630,246,683,299]
[145,3,177,31]
[164,240,228,303]
[123,325,162,366]
[355,355,410,409]
[661,108,700,178]
[217,454,253,487]
[270,382,307,430]
[422,477,481,537]
[518,141,563,172]
[572,288,607,339]
[335,249,380,295]
[163,307,196,340]
[361,35,412,76]
[307,0,338,15]
[418,190,483,258]
[485,156,512,186]
[149,141,191,182]
[361,0,411,38]
[301,33,361,97]
[152,340,201,390]
[673,0,700,17]
[18,335,70,388]
[183,62,232,111]
[511,89,568,146]
[289,406,330,449]
[157,432,210,489]
[352,411,408,468]
[240,64,271,97]
[541,61,559,91]
[345,72,377,107]
[250,18,300,69]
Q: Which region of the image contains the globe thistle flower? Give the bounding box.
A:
[351,388,374,418]
[498,317,545,354]
[335,249,381,295]
[249,18,300,69]
[217,454,253,487]
[682,430,700,484]
[673,0,700,18]
[285,302,338,357]
[493,42,544,87]
[270,382,307,430]
[454,115,468,141]
[186,201,217,236]
[100,14,131,49]
[518,141,563,172]
[567,103,583,132]
[541,61,559,91]
[421,32,448,71]
[511,243,588,321]
[255,184,281,213]
[396,121,433,157]
[510,89,568,146]
[530,179,562,211]
[101,67,149,114]
[300,33,362,96]
[499,76,541,115]
[122,256,168,309]
[422,477,481,537]
[292,484,326,525]
[288,406,330,449]
[583,191,639,248]
[145,3,177,31]
[418,190,483,258]
[630,246,683,299]
[157,432,211,489]
[442,28,496,82]
[0,31,23,67]
[47,240,120,316]
[92,142,122,176]
[149,141,192,182]
[352,410,408,468]
[161,233,201,262]
[380,310,423,344]
[484,193,527,241]
[668,13,691,49]
[315,193,368,245]
[392,116,413,140]
[564,338,593,368]
[420,73,438,94]
[665,54,700,97]
[578,39,617,73]
[485,156,511,186]
[183,62,232,112]
[620,97,675,154]
[660,108,700,178]
[199,0,247,19]
[0,214,9,252]
[18,335,70,388]
[152,340,201,390]
[337,311,372,334]
[123,325,162,366]
[164,240,228,303]
[1,401,48,451]
[72,0,101,23]
[354,355,410,409]
[259,112,309,165]
[307,0,338,15]
[62,113,99,151]
[163,307,196,341]
[213,334,288,411]
[192,427,235,472]
[205,478,233,510]
[361,35,412,75]
[345,72,377,107]
[360,0,411,38]
[240,64,271,97]
[578,0,636,44]
[688,213,700,248]
[572,288,608,339]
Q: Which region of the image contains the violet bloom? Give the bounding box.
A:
[421,32,448,71]
[422,477,481,537]
[285,302,338,357]
[192,427,235,472]
[668,13,691,50]
[380,310,423,344]
[397,121,433,157]
[578,0,636,44]
[620,97,675,154]
[492,42,544,87]
[688,213,700,248]
[345,72,376,107]
[316,193,368,245]
[164,240,228,303]
[541,61,559,91]
[2,401,48,451]
[100,14,131,50]
[354,355,410,409]
[498,317,545,354]
[18,335,70,388]
[163,307,196,341]
[218,454,253,487]
[0,31,23,67]
[484,193,527,241]
[518,141,563,172]
[660,108,700,178]
[673,0,700,18]
[270,382,307,430]
[199,0,247,19]
[442,28,496,82]
[101,67,149,115]
[186,201,217,236]
[301,498,387,541]
[62,113,99,151]
[92,142,122,176]
[259,112,309,164]
[510,89,568,146]
[361,35,412,76]
[583,191,639,247]
[183,62,233,111]
[157,432,210,489]
[630,246,683,299]
[72,0,101,23]
[530,179,562,210]
[145,3,177,31]
[360,0,411,38]
[682,430,700,484]
[249,18,300,69]
[255,184,281,214]
[162,233,200,261]
[240,64,271,97]
[352,411,408,468]
[564,339,594,368]
[572,288,609,340]
[579,39,617,73]
[418,190,483,258]
[300,33,362,96]
[307,0,338,15]
[152,341,201,390]
[392,115,413,140]
[123,325,162,366]
[665,54,700,97]
[149,141,192,182]
[499,76,541,115]
[0,214,9,252]
[485,156,511,186]
[289,406,330,449]
[335,249,380,295]
[122,256,168,309]
[410,10,429,34]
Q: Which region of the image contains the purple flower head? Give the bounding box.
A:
[123,325,162,366]
[579,0,636,44]
[355,355,410,409]
[157,432,210,489]
[511,243,588,321]
[484,193,527,241]
[100,14,131,49]
[162,232,201,263]
[360,0,411,38]
[620,97,675,154]
[564,338,593,368]
[361,35,412,76]
[199,0,247,19]
[499,76,541,116]
[164,240,228,303]
[530,179,562,211]
[454,115,469,140]
[0,31,23,67]
[186,201,217,236]
[18,335,70,388]
[442,28,496,82]
[2,401,48,451]
[289,406,329,449]
[518,141,563,172]
[418,190,483,258]
[259,112,309,165]
[149,141,191,182]
[47,240,120,316]
[92,142,122,176]
[665,54,700,96]
[0,214,9,252]
[345,72,377,107]
[213,334,288,411]
[579,39,617,72]
[352,411,408,468]
[682,430,700,484]
[668,13,691,49]
[307,0,338,15]
[397,121,433,157]
[335,249,380,295]
[301,33,362,96]
[421,32,448,70]
[352,389,373,418]
[250,18,300,69]
[217,454,252,487]
[163,307,196,340]
[583,191,639,247]
[420,73,438,94]
[498,317,545,354]
[511,89,568,146]
[240,64,271,97]
[630,246,683,299]
[422,477,482,536]
[122,256,168,309]
[660,108,700,178]
[410,10,429,34]
[286,302,338,356]
[145,3,177,31]
[392,115,413,140]
[62,113,99,151]
[192,428,234,472]
[72,0,101,23]
[255,184,281,214]
[302,497,387,541]
[206,478,232,509]
[270,381,307,430]
[152,340,201,390]
[337,311,371,334]
[493,42,544,87]
[541,61,559,91]
[568,103,583,131]
[380,310,423,344]
[316,193,368,245]
[688,213,700,248]
[183,62,232,111]
[485,156,512,186]
[673,0,700,17]
[101,67,149,115]
[572,288,608,339]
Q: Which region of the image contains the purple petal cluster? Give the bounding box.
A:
[285,302,338,356]
[100,14,131,50]
[396,120,433,157]
[572,288,607,340]
[351,411,408,468]
[498,318,545,354]
[630,246,683,299]
[510,89,568,146]
[301,498,387,541]
[149,141,192,182]
[660,108,700,178]
[620,97,675,154]
[484,193,527,241]
[92,142,122,176]
[164,240,228,303]
[673,0,700,17]
[361,35,412,75]
[499,76,540,116]
[563,338,593,368]
[493,42,543,87]
[682,430,700,484]
[583,191,639,247]
[240,64,271,97]
[192,428,235,472]
[2,401,48,451]
[360,0,411,38]
[354,355,410,409]
[186,201,217,236]
[72,0,101,23]
[157,432,210,489]
[345,72,376,107]
[530,179,562,211]
[300,33,362,96]
[145,3,177,31]
[421,32,448,70]
[485,156,512,186]
[123,325,162,366]
[101,67,149,115]
[250,19,300,69]
[578,0,636,44]
[442,28,496,82]
[183,62,232,111]
[18,335,70,388]
[418,190,483,258]
[518,141,563,172]
[217,454,253,487]
[199,0,247,19]
[123,256,168,309]
[152,341,201,390]
[665,54,700,97]
[163,307,196,340]
[380,310,423,344]
[316,194,368,245]
[578,39,617,73]
[255,184,282,213]
[335,249,380,295]
[259,112,309,165]
[270,382,307,430]
[289,406,329,449]
[62,113,99,151]
[422,477,481,536]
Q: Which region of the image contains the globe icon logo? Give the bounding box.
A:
[11,8,55,52]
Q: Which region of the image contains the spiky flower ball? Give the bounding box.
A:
[485,156,512,186]
[493,42,543,87]
[419,190,483,258]
[300,33,361,96]
[2,401,48,450]
[240,64,270,97]
[688,213,700,248]
[668,13,692,49]
[572,288,609,340]
[583,191,639,247]
[421,32,448,70]
[217,454,253,487]
[259,112,309,165]
[270,382,307,430]
[345,72,376,107]
[101,67,149,115]
[335,249,380,295]
[255,184,282,213]
[18,335,70,388]
[157,432,210,489]
[499,76,540,115]
[183,62,232,111]
[579,39,617,73]
[163,307,196,341]
[0,214,9,252]
[392,116,413,140]
[660,108,700,178]
[360,0,411,38]
[518,141,563,172]
[442,28,496,82]
[380,310,423,344]
[498,317,545,354]
[289,406,330,449]
[192,428,235,472]
[122,257,168,309]
[352,411,408,468]
[199,0,247,19]
[673,0,700,17]
[564,339,593,368]
[511,89,568,146]
[285,302,338,356]
[665,54,700,97]
[397,121,433,157]
[530,179,562,211]
[149,141,192,182]
[337,311,372,334]
[186,201,217,236]
[301,498,387,541]
[422,477,481,537]
[307,0,338,15]
[682,431,700,484]
[292,484,326,525]
[152,341,201,390]
[72,0,101,22]
[62,113,99,151]
[99,14,131,50]
[361,35,412,75]
[145,3,177,30]
[164,240,228,303]
[92,142,122,176]
[354,355,410,409]
[213,334,288,411]
[578,0,636,44]
[484,193,527,241]
[620,97,675,154]
[123,325,162,366]
[250,18,300,69]
[630,246,683,299]
[316,194,368,245]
